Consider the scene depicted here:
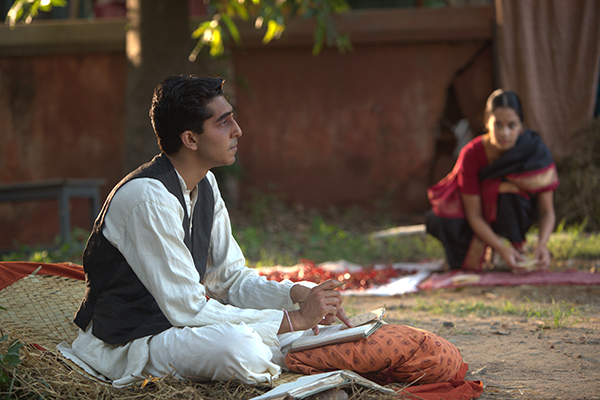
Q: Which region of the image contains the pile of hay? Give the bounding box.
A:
[0,340,404,399]
[0,340,267,400]
[554,118,600,230]
[0,274,405,399]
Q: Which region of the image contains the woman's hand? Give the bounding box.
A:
[498,245,526,272]
[534,191,555,271]
[533,244,551,270]
[462,193,527,272]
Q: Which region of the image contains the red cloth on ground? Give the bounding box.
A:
[419,270,600,291]
[0,261,84,290]
[402,362,483,400]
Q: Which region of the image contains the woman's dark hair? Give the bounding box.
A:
[483,89,524,126]
[150,75,225,154]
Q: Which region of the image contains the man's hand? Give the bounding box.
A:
[284,280,352,334]
[289,283,311,305]
[321,306,352,332]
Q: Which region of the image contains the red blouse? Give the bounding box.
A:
[455,135,488,196]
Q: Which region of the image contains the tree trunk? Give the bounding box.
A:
[124,0,194,172]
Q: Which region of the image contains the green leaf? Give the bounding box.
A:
[312,19,325,55]
[6,0,68,27]
[263,19,285,44]
[191,20,212,39]
[209,27,224,57]
[5,0,26,27]
[0,338,23,368]
[221,13,241,45]
[229,1,250,21]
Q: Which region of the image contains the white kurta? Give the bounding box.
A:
[58,170,301,386]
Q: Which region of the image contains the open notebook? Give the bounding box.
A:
[289,308,386,352]
[251,370,395,400]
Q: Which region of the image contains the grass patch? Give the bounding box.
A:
[235,220,444,268]
[527,297,582,328]
[2,193,600,269]
[1,228,88,265]
[527,219,600,260]
[401,294,584,329]
[0,335,23,395]
[411,298,531,318]
[234,194,600,268]
[231,191,446,267]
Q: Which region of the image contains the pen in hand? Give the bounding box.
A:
[327,280,347,290]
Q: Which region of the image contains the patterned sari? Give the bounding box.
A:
[426,130,559,270]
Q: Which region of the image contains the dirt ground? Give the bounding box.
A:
[342,280,600,400]
[230,207,599,399]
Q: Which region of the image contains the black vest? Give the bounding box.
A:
[74,154,214,344]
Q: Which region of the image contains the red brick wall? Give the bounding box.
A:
[233,41,490,212]
[0,6,493,247]
[0,54,127,247]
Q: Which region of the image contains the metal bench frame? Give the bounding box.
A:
[0,179,105,244]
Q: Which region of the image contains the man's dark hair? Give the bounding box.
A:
[484,89,524,126]
[150,75,225,154]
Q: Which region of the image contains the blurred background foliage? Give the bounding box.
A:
[554,118,600,231]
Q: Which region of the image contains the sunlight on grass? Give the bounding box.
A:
[232,193,600,268]
[411,298,531,318]
[235,221,445,267]
[237,213,600,268]
[3,195,600,269]
[1,228,88,264]
[546,232,600,260]
[526,297,582,328]
[536,219,600,260]
[403,294,584,328]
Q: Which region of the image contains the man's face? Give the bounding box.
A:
[194,96,242,169]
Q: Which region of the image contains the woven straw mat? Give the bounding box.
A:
[0,274,305,388]
[0,274,84,350]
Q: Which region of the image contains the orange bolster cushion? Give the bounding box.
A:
[285,324,464,385]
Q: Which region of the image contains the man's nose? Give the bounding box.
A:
[232,119,242,137]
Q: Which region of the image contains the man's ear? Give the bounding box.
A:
[180,130,198,150]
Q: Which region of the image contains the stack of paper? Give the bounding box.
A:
[251,370,396,400]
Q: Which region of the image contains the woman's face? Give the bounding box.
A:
[487,107,523,152]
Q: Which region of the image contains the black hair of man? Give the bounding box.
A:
[150,75,225,155]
